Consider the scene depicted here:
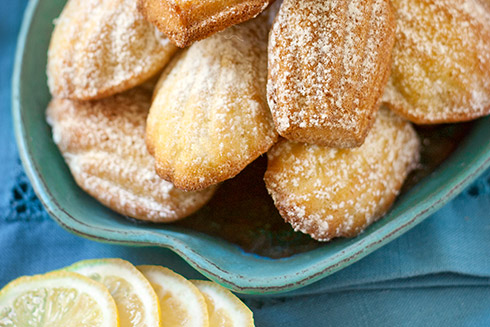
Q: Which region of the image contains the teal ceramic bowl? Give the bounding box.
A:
[13,0,490,295]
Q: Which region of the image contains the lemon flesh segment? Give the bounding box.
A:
[66,258,160,327]
[192,280,254,327]
[0,271,118,327]
[138,265,209,327]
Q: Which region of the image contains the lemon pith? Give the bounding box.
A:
[192,280,254,327]
[65,258,161,327]
[138,265,209,327]
[0,271,118,327]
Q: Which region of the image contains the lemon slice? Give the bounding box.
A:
[66,258,160,327]
[0,271,118,327]
[138,265,209,327]
[191,280,254,327]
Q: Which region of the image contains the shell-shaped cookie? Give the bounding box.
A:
[264,108,420,242]
[138,0,274,47]
[382,0,490,124]
[268,0,396,148]
[46,87,217,223]
[146,17,278,191]
[47,0,178,101]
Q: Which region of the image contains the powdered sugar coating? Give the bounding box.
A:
[268,0,395,148]
[265,108,420,241]
[46,87,216,222]
[146,16,278,191]
[138,0,274,47]
[47,0,178,100]
[382,0,490,124]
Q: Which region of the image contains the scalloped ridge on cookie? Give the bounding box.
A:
[46,87,216,222]
[48,0,178,101]
[268,0,396,148]
[146,16,278,191]
[265,108,420,241]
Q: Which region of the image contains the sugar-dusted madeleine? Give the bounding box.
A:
[268,0,396,148]
[146,17,278,191]
[46,87,216,223]
[264,108,420,242]
[137,0,274,47]
[47,0,178,101]
[383,0,490,124]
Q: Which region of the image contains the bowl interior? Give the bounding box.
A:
[13,0,490,294]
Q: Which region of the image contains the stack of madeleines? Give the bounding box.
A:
[46,0,490,242]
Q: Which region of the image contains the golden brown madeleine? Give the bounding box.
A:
[47,0,178,101]
[268,0,396,148]
[146,17,278,191]
[46,87,216,223]
[264,108,420,242]
[383,0,490,124]
[138,0,274,47]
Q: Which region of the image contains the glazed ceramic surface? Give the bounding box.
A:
[13,0,490,294]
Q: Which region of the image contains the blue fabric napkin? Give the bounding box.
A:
[1,2,489,326]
